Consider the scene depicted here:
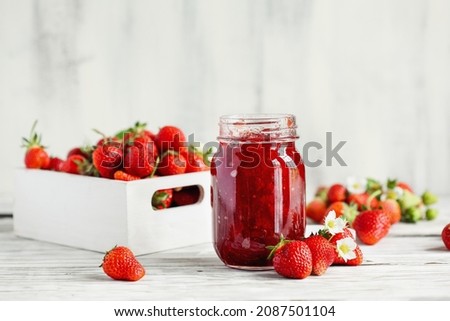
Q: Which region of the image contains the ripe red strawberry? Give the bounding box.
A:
[21,121,50,169]
[48,157,64,172]
[353,209,391,245]
[62,154,87,174]
[152,189,174,209]
[304,235,336,275]
[442,223,450,250]
[100,246,145,281]
[113,170,140,181]
[306,198,327,223]
[327,184,347,203]
[272,240,312,279]
[329,229,362,266]
[397,181,413,193]
[172,186,200,206]
[329,227,355,244]
[333,245,364,266]
[326,201,359,224]
[185,148,210,173]
[155,125,187,153]
[92,142,123,179]
[121,122,158,150]
[123,137,158,178]
[380,199,401,225]
[67,146,92,160]
[157,151,187,176]
[347,192,379,211]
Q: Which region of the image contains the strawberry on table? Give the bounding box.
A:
[347,192,379,211]
[397,181,414,193]
[327,184,347,203]
[328,229,362,266]
[304,235,336,276]
[326,201,358,225]
[306,198,327,224]
[421,191,438,206]
[100,246,145,281]
[269,238,312,279]
[334,243,364,266]
[21,121,50,169]
[379,199,401,225]
[353,209,390,245]
[425,208,439,221]
[442,223,450,250]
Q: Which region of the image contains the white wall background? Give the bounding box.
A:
[1,0,450,212]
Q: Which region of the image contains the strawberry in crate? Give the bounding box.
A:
[20,120,210,210]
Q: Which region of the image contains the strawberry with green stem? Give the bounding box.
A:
[152,189,174,209]
[21,120,50,169]
[92,140,123,179]
[185,145,211,173]
[267,236,312,279]
[304,234,336,275]
[157,151,187,176]
[123,136,158,178]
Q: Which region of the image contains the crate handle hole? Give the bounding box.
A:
[151,185,204,211]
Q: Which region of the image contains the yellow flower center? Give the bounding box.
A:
[339,243,350,254]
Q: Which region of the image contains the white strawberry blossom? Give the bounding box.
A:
[336,237,357,262]
[393,186,404,198]
[324,210,346,235]
[346,177,367,194]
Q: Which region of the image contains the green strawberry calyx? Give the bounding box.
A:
[266,235,291,260]
[22,120,45,150]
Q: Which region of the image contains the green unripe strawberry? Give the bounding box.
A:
[421,191,438,206]
[425,208,439,221]
[398,191,421,211]
[402,207,422,223]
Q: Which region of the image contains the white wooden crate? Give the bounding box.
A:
[13,169,211,255]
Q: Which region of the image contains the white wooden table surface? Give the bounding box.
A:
[1,198,449,301]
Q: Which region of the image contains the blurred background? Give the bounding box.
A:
[1,0,449,214]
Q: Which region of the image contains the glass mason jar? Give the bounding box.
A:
[211,114,306,270]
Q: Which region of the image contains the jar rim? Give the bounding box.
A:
[219,113,296,125]
[218,113,298,142]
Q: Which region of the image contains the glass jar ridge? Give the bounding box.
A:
[218,114,299,142]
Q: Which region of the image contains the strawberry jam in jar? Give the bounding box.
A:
[211,114,306,270]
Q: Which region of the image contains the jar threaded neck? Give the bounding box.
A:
[218,114,298,142]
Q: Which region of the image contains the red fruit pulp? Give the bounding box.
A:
[442,223,450,250]
[211,141,306,269]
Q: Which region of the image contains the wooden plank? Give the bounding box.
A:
[1,210,449,300]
